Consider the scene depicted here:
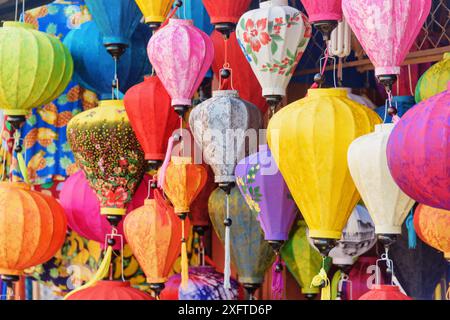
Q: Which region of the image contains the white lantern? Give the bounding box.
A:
[328,19,352,58]
[347,124,415,236]
[236,0,311,108]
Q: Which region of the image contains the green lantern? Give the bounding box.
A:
[281,220,332,300]
[415,52,450,103]
[0,21,73,127]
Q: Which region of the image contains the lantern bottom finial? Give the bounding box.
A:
[6,115,26,131]
[265,95,282,112]
[242,283,261,300]
[304,293,318,300]
[149,283,165,298]
[377,74,398,92]
[219,182,235,195]
[146,22,162,31]
[106,215,123,227]
[173,105,190,117]
[214,23,236,39]
[312,238,336,256]
[377,234,397,248]
[104,43,127,60]
[313,21,338,42]
[146,160,162,173]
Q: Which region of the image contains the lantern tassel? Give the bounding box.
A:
[311,259,331,300]
[158,136,175,190]
[271,254,284,300]
[63,245,113,300]
[180,219,189,289]
[224,193,231,290]
[406,210,417,249]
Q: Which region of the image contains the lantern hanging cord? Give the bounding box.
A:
[338,273,352,300]
[219,37,234,91]
[180,217,189,289]
[223,193,231,290]
[112,58,120,100]
[159,3,181,30]
[310,256,331,300]
[311,47,330,89]
[13,130,29,185]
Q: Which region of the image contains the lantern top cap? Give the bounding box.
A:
[307,88,348,99]
[0,181,31,190]
[371,285,401,292]
[375,123,395,133]
[3,21,36,30]
[98,100,124,108]
[212,90,239,98]
[168,19,194,26]
[260,0,289,9]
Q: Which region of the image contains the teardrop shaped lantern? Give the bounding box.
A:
[0,22,73,129]
[343,0,431,89]
[415,52,450,103]
[348,124,416,247]
[147,19,214,117]
[85,0,142,58]
[387,85,450,211]
[236,0,311,109]
[135,0,174,29]
[67,100,146,226]
[359,285,412,300]
[414,204,450,261]
[301,0,343,40]
[64,21,151,98]
[67,280,153,300]
[208,187,274,298]
[267,88,381,255]
[202,0,251,36]
[189,90,262,189]
[124,76,179,170]
[328,19,351,58]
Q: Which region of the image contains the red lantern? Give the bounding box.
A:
[202,0,251,30]
[211,30,268,115]
[359,285,412,300]
[124,75,179,167]
[189,164,215,228]
[346,257,382,300]
[66,280,153,300]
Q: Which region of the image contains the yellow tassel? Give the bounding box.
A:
[446,284,450,301]
[64,245,113,300]
[17,152,29,185]
[310,267,331,301]
[181,219,189,289]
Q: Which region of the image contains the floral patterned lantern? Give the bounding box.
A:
[135,0,174,29]
[67,100,146,226]
[415,53,450,103]
[236,0,311,109]
[202,0,251,36]
[67,280,153,300]
[301,0,342,40]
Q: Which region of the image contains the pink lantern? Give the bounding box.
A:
[60,170,151,248]
[342,0,431,87]
[387,83,450,211]
[301,0,342,40]
[147,19,214,116]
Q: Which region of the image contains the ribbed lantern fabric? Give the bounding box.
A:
[415,53,450,103]
[202,0,251,25]
[0,22,73,116]
[189,90,262,186]
[359,285,412,300]
[348,124,415,235]
[66,280,153,300]
[189,164,216,227]
[124,76,179,161]
[64,21,151,98]
[85,0,142,47]
[414,204,450,260]
[147,19,214,107]
[0,182,67,276]
[135,0,174,24]
[67,100,146,217]
[208,187,274,285]
[343,0,431,77]
[386,85,450,211]
[211,31,268,114]
[236,0,311,99]
[300,0,342,23]
[235,144,297,241]
[267,88,382,240]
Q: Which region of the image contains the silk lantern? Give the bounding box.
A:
[0,182,67,281]
[189,90,262,188]
[147,19,214,116]
[64,21,151,98]
[67,280,153,300]
[211,31,268,114]
[124,75,179,168]
[343,0,431,88]
[376,96,415,123]
[281,220,332,299]
[415,53,450,103]
[85,0,142,58]
[0,22,73,127]
[359,285,412,300]
[348,124,415,247]
[268,88,381,254]
[67,100,146,225]
[208,187,274,298]
[189,164,216,228]
[202,0,251,35]
[236,0,311,108]
[387,85,450,210]
[414,205,450,261]
[301,0,342,40]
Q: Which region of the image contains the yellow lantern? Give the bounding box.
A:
[267,88,381,254]
[135,0,174,27]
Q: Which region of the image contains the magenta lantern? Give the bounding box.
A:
[301,0,342,40]
[387,84,450,211]
[147,19,214,116]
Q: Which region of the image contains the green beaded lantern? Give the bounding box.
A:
[67,100,145,224]
[415,52,450,103]
[0,22,73,126]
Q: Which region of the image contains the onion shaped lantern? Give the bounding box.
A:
[202,0,251,36]
[415,53,450,103]
[301,0,343,40]
[67,280,153,300]
[135,0,174,29]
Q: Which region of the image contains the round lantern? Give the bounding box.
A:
[267,88,381,255]
[348,124,416,247]
[135,0,174,29]
[0,22,73,127]
[147,19,214,117]
[66,280,153,300]
[67,100,146,225]
[414,204,450,260]
[64,21,151,98]
[0,182,67,281]
[359,285,412,300]
[236,0,311,109]
[387,85,449,211]
[124,75,179,169]
[343,0,431,89]
[301,0,342,40]
[160,266,243,300]
[415,53,450,103]
[208,187,274,298]
[85,0,142,58]
[202,0,251,35]
[189,90,262,188]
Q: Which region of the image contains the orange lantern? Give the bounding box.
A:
[414,204,450,261]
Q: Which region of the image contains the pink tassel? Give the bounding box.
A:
[271,255,284,300]
[157,136,175,190]
[392,114,401,124]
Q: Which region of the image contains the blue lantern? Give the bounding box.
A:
[85,0,142,58]
[64,21,151,99]
[376,96,416,123]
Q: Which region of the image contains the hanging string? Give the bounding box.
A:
[13,130,29,185]
[21,0,26,22]
[219,37,234,91]
[311,47,330,89]
[15,0,19,21]
[408,65,414,97]
[157,136,175,190]
[223,193,231,290]
[180,218,189,289]
[159,3,182,30]
[112,58,120,100]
